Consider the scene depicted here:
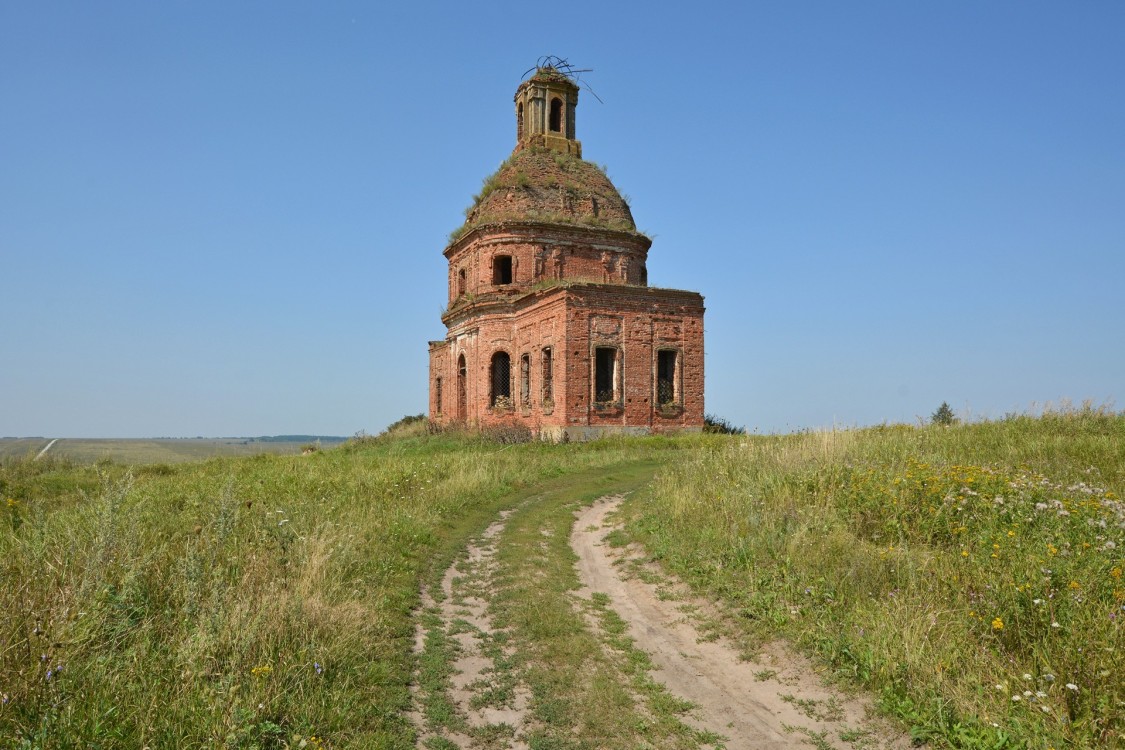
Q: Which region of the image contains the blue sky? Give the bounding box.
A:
[2,2,1122,437]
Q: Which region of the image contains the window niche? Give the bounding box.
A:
[457,355,467,419]
[593,346,622,408]
[434,377,443,417]
[519,353,531,410]
[541,347,554,411]
[656,349,683,415]
[490,351,512,409]
[457,268,467,296]
[493,255,513,285]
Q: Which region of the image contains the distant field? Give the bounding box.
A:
[0,436,347,465]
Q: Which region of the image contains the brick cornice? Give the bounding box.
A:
[443,221,651,259]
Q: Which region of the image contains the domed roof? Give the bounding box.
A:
[450,148,639,244]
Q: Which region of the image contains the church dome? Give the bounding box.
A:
[452,148,638,243]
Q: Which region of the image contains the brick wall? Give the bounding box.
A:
[432,283,703,437]
[445,225,650,305]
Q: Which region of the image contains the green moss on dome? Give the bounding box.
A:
[447,148,641,246]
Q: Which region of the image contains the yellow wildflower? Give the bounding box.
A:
[992,617,1004,631]
[1111,567,1122,579]
[251,665,272,677]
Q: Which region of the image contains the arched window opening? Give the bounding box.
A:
[517,101,524,141]
[457,355,467,418]
[549,97,563,133]
[520,354,531,408]
[457,268,466,296]
[493,255,513,285]
[490,352,511,408]
[434,377,443,416]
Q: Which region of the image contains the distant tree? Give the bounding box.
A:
[931,401,956,426]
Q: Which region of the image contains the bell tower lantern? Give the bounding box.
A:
[514,65,581,157]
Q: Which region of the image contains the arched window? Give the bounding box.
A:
[517,101,524,141]
[549,97,563,133]
[490,352,511,407]
[457,268,466,296]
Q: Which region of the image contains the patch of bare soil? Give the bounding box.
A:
[413,510,532,749]
[572,495,919,750]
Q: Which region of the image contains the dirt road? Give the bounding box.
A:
[413,485,916,749]
[572,495,914,750]
[35,438,58,460]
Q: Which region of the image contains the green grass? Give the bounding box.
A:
[615,409,1125,749]
[0,431,664,748]
[3,411,1121,749]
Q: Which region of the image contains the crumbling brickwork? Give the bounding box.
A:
[428,65,705,440]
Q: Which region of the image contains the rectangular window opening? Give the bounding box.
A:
[595,347,619,403]
[657,350,678,406]
[493,255,513,285]
[435,377,443,416]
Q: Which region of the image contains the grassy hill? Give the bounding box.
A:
[0,412,1121,748]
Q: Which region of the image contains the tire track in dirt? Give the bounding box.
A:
[414,510,532,749]
[572,495,917,750]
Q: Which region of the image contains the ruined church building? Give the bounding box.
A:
[428,64,705,440]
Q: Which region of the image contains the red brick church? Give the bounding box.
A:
[428,64,704,440]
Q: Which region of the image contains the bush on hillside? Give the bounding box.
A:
[703,414,746,435]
